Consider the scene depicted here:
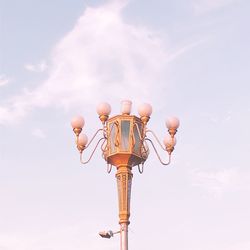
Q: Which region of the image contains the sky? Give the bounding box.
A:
[0,0,250,249]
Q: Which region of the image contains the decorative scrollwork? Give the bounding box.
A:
[107,164,113,173]
[138,164,144,174]
[145,138,171,166]
[80,138,105,165]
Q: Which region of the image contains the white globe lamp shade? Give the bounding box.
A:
[138,103,152,117]
[78,134,88,147]
[71,116,85,129]
[96,102,111,116]
[163,134,177,147]
[166,117,180,130]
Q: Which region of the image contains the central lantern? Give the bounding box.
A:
[106,115,145,168]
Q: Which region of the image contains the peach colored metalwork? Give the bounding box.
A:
[71,100,180,250]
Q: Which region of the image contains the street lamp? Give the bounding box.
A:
[71,100,180,250]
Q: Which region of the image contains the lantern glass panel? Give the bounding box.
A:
[133,122,142,155]
[110,122,117,154]
[121,120,130,151]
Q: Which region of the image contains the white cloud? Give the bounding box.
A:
[193,0,235,14]
[190,168,250,197]
[24,61,48,72]
[0,0,200,125]
[31,128,46,139]
[0,75,10,87]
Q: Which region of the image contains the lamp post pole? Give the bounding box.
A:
[116,164,132,250]
[71,100,180,250]
[120,222,128,250]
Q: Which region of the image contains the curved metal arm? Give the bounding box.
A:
[138,164,144,174]
[84,128,104,149]
[80,138,105,164]
[107,164,113,173]
[145,138,171,166]
[146,129,166,151]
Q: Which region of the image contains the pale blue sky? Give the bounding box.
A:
[0,0,250,249]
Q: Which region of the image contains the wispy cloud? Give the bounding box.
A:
[166,39,206,63]
[200,110,233,124]
[190,168,250,197]
[0,224,117,250]
[0,75,10,87]
[227,241,250,250]
[193,0,235,14]
[24,61,48,73]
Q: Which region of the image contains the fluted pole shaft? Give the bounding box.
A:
[116,164,133,250]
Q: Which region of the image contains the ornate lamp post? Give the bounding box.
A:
[71,100,180,250]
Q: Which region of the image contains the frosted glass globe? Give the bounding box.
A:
[78,134,88,147]
[121,100,132,115]
[163,134,177,147]
[96,102,111,116]
[71,116,85,129]
[138,103,152,117]
[166,117,180,130]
